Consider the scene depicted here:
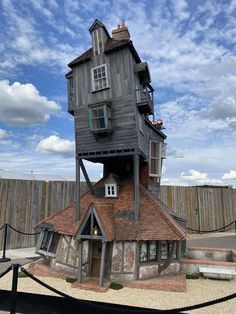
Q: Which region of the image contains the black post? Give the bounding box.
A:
[235,220,236,234]
[0,223,11,263]
[11,264,20,314]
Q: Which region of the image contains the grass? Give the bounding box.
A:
[65,277,77,283]
[18,271,28,278]
[110,282,123,290]
[186,273,200,279]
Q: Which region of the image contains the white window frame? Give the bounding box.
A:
[149,140,162,177]
[105,183,117,197]
[91,64,108,92]
[92,28,103,56]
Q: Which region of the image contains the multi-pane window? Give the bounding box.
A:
[92,28,103,56]
[105,184,117,197]
[40,231,60,254]
[161,241,177,260]
[140,241,157,262]
[89,103,111,133]
[67,76,74,109]
[150,141,162,177]
[92,64,108,91]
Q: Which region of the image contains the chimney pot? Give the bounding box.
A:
[118,24,120,29]
[122,19,125,28]
[112,20,130,41]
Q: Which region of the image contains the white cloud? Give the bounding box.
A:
[181,170,208,181]
[0,80,60,126]
[37,135,75,157]
[201,97,236,120]
[222,170,236,180]
[0,129,8,139]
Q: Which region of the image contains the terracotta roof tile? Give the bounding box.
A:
[38,177,186,241]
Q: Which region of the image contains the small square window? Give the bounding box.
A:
[105,183,117,197]
[39,230,60,255]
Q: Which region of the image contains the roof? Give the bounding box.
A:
[38,178,186,241]
[68,38,141,68]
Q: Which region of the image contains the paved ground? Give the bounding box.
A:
[0,247,39,273]
[187,233,236,249]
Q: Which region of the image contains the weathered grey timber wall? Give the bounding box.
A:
[0,179,235,249]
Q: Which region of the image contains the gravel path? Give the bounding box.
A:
[0,270,235,313]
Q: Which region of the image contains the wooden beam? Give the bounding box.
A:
[133,154,140,221]
[99,241,106,287]
[77,240,82,283]
[75,157,80,220]
[79,159,94,195]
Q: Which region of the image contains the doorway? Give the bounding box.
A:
[91,240,102,277]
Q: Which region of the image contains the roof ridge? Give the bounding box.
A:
[140,184,186,239]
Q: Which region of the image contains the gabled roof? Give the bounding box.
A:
[89,19,110,38]
[68,39,141,68]
[38,178,186,241]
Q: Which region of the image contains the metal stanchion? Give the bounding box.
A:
[0,223,11,263]
[10,264,20,314]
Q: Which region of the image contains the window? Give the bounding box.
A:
[139,241,157,263]
[92,28,103,56]
[150,141,162,177]
[92,64,108,91]
[105,183,117,197]
[39,230,60,254]
[161,241,177,260]
[67,76,74,108]
[89,103,111,133]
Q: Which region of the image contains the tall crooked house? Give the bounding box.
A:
[36,20,186,287]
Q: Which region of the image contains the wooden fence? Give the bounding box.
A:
[0,179,235,249]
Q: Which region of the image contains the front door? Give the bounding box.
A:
[91,240,102,277]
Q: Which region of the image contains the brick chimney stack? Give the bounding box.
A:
[112,19,130,41]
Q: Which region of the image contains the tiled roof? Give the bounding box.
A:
[38,178,186,241]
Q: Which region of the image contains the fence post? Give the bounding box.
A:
[235,220,236,234]
[11,263,20,314]
[0,223,11,263]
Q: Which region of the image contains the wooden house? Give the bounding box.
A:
[36,20,186,287]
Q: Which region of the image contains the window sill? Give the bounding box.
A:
[91,86,110,93]
[36,249,56,258]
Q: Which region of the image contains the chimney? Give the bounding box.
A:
[112,19,130,41]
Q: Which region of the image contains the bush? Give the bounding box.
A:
[18,271,28,278]
[110,282,123,290]
[186,273,199,279]
[66,277,77,283]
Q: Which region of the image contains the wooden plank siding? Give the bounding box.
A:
[0,179,235,249]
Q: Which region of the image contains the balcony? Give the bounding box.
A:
[136,87,154,115]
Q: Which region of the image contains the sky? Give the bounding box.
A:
[0,0,236,187]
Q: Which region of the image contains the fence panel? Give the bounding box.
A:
[0,179,235,249]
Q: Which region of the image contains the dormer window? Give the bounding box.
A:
[92,64,108,91]
[105,174,120,197]
[92,28,103,56]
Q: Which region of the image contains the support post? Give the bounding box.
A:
[99,241,106,287]
[75,157,80,221]
[79,159,94,195]
[0,223,11,263]
[77,240,82,283]
[133,154,140,221]
[235,220,236,234]
[11,263,20,314]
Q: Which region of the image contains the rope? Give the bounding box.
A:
[187,220,235,233]
[0,266,12,278]
[8,224,40,236]
[20,266,236,313]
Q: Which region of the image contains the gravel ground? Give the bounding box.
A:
[0,269,235,313]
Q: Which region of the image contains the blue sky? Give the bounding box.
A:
[0,0,236,186]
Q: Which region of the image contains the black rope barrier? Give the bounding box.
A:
[0,266,12,278]
[187,220,235,233]
[20,266,236,313]
[8,224,40,236]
